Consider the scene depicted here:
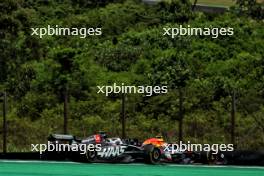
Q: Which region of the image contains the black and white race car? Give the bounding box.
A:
[42,132,165,164]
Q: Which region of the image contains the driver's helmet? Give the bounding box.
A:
[155,135,164,140]
[99,131,107,139]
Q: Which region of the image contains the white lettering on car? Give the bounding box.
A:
[97,146,127,158]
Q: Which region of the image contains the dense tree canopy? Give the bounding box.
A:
[0,0,263,151]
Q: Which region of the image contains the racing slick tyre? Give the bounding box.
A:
[143,144,161,164]
[206,150,227,165]
[85,150,97,162]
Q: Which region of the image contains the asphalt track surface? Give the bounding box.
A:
[0,160,264,176]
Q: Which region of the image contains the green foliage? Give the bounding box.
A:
[234,0,264,19]
[153,0,193,23]
[0,0,263,151]
[150,50,191,88]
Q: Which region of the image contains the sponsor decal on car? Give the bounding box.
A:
[97,146,127,158]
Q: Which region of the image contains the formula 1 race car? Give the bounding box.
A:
[42,132,227,165]
[42,132,166,164]
[138,137,227,165]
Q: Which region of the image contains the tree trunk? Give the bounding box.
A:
[121,93,126,139]
[2,92,7,153]
[178,118,183,142]
[231,90,236,147]
[63,85,69,134]
[192,0,198,11]
[178,88,184,141]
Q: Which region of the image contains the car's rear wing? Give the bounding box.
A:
[48,134,75,142]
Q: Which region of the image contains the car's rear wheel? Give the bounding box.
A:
[143,144,161,164]
[85,150,97,162]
